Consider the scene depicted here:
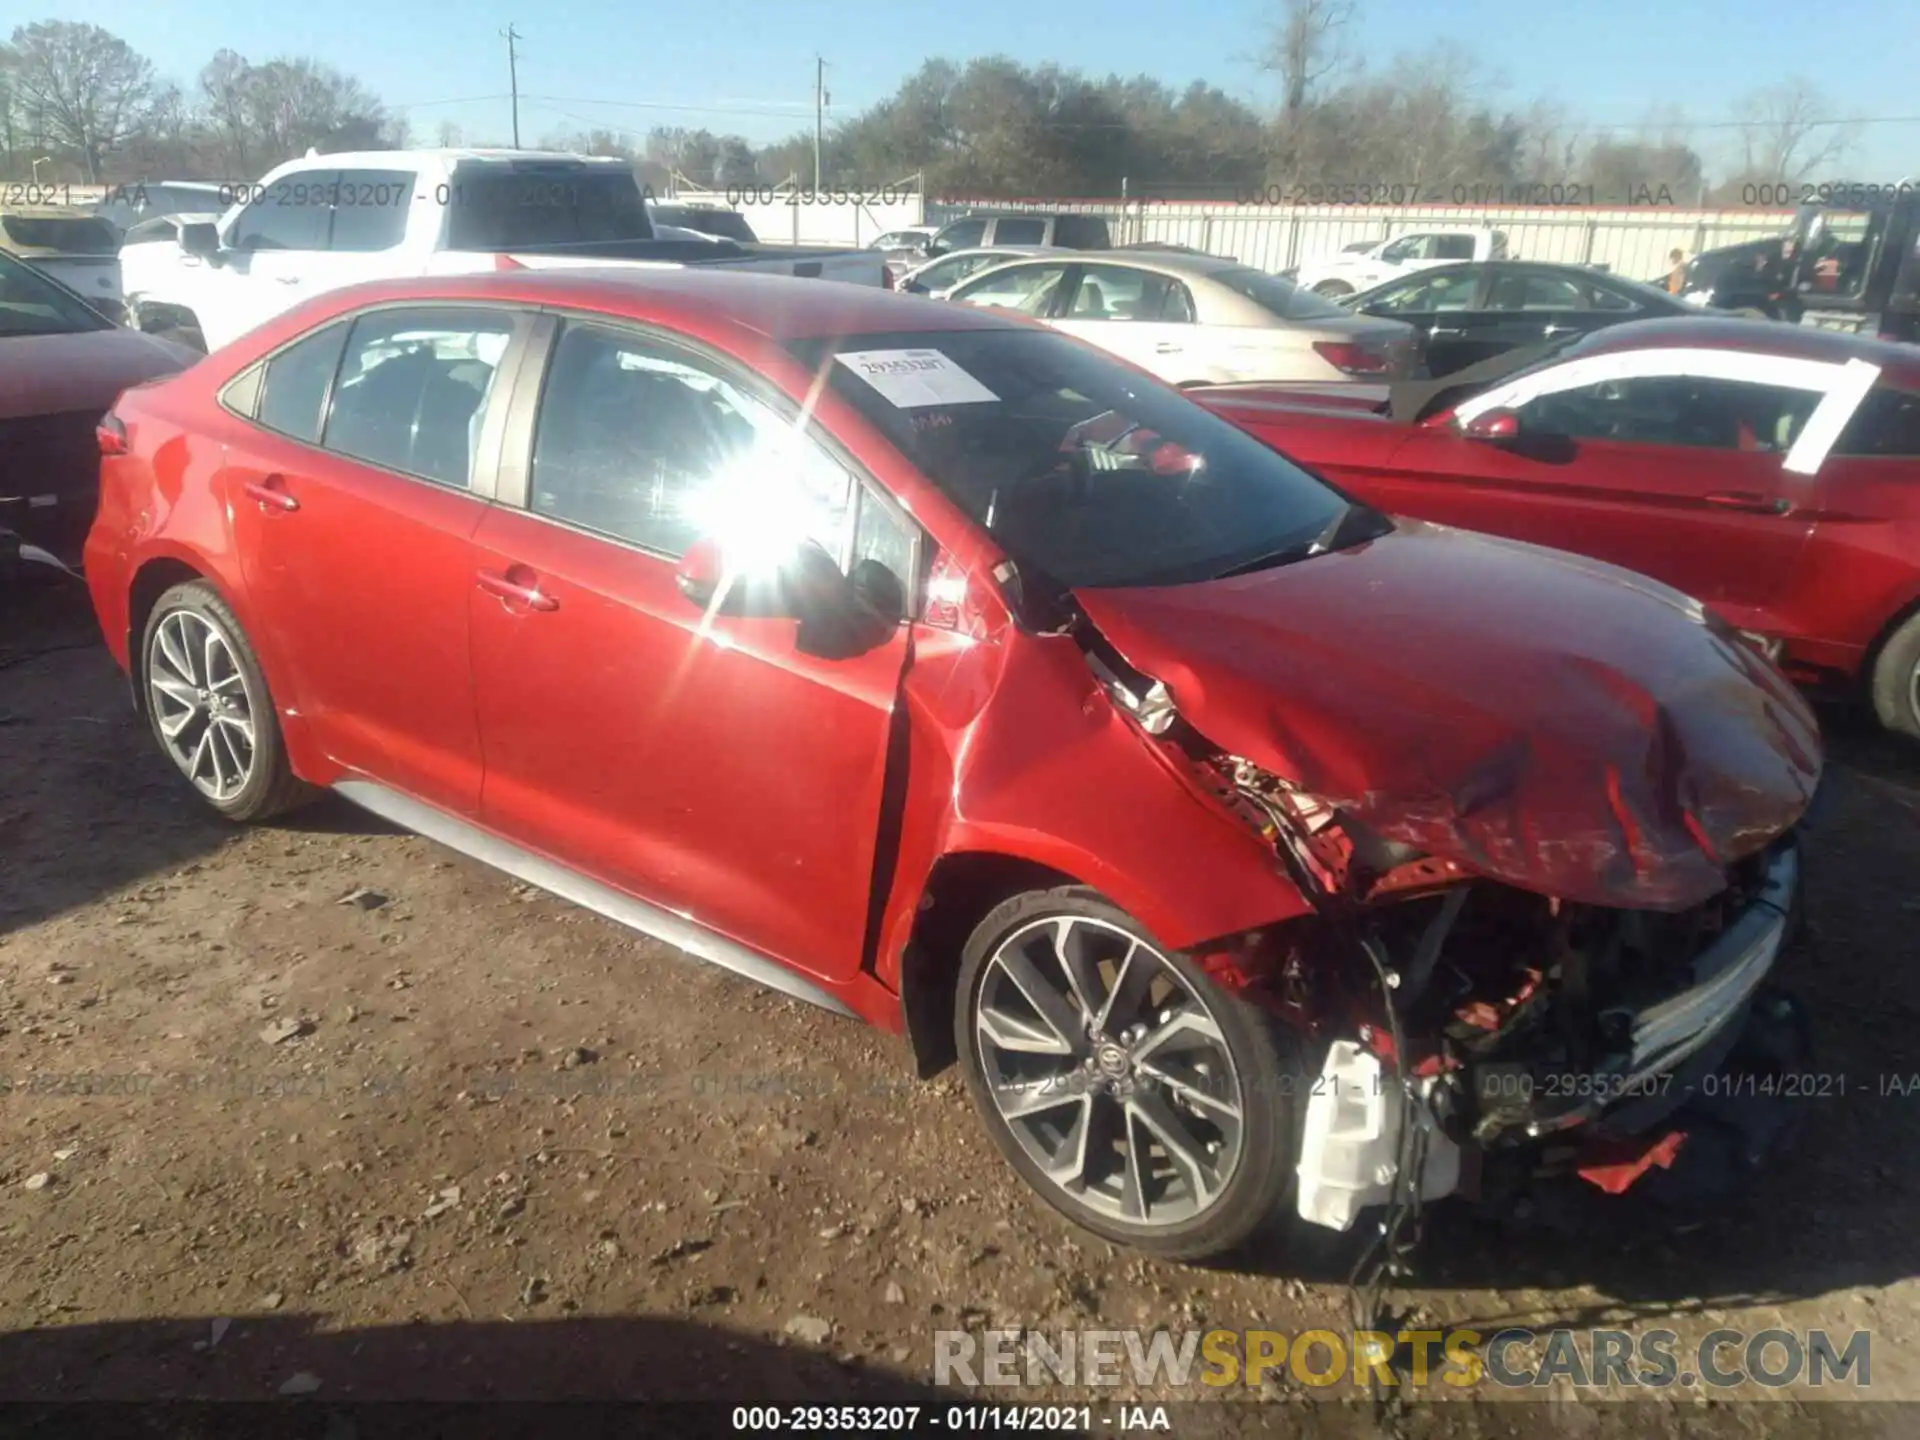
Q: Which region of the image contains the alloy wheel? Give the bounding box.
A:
[147,609,258,802]
[1910,656,1920,734]
[972,916,1245,1229]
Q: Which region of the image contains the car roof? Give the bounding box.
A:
[295,269,1029,343]
[961,250,1247,280]
[1577,315,1920,383]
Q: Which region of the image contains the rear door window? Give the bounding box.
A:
[255,322,350,443]
[991,217,1047,246]
[1835,387,1920,457]
[1430,235,1478,262]
[321,308,518,487]
[0,214,121,253]
[1055,216,1110,248]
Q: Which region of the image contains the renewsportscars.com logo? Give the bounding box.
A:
[934,1327,1872,1391]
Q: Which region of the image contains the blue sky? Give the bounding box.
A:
[40,0,1920,178]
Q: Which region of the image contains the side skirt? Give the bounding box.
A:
[332,779,858,1020]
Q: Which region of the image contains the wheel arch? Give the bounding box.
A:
[1861,587,1920,696]
[126,555,223,719]
[896,849,1087,1079]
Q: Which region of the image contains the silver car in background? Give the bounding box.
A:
[945,251,1418,386]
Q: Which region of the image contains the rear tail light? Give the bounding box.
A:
[881,266,895,290]
[1313,340,1397,376]
[97,413,129,457]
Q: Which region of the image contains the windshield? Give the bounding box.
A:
[0,250,112,336]
[1210,266,1352,322]
[445,165,653,250]
[789,328,1356,588]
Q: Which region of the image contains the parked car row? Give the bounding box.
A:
[8,175,1916,1281]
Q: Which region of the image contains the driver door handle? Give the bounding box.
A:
[1704,491,1792,515]
[1428,326,1466,336]
[275,276,303,285]
[1153,342,1183,354]
[242,475,299,512]
[477,567,560,611]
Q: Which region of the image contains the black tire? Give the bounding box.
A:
[1312,280,1353,298]
[953,886,1303,1261]
[140,580,314,821]
[1869,611,1920,742]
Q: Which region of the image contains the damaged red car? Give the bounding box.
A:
[86,271,1820,1261]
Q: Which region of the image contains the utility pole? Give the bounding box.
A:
[814,55,828,193]
[502,25,523,148]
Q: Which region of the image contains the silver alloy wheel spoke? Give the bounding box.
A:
[1909,659,1920,731]
[148,610,257,803]
[974,914,1245,1230]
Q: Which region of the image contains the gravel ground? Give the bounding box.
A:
[2,577,1917,1436]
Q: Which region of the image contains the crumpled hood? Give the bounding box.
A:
[1075,521,1821,911]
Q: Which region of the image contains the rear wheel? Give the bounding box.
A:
[1312,280,1354,299]
[141,581,313,821]
[1869,612,1920,742]
[954,887,1300,1260]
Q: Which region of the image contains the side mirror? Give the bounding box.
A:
[179,222,220,258]
[672,537,904,659]
[1463,408,1521,443]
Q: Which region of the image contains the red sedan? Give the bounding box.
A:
[1191,317,1920,740]
[88,271,1818,1260]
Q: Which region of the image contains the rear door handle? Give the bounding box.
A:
[242,475,299,512]
[1704,491,1792,515]
[1428,326,1466,337]
[477,567,560,612]
[275,276,302,285]
[1153,342,1183,354]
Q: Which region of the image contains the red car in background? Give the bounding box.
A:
[87,271,1818,1264]
[1192,317,1920,740]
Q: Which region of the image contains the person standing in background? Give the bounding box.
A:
[1667,248,1689,293]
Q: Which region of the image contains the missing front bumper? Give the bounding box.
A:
[1294,840,1804,1230]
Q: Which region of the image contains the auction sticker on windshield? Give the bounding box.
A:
[835,349,1000,407]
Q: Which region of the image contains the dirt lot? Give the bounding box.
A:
[3,577,1918,1435]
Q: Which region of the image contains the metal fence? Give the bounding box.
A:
[926,198,1793,283]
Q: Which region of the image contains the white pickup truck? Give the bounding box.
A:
[128,149,885,352]
[1287,227,1509,298]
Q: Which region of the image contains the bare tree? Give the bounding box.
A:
[1261,0,1355,119]
[435,119,465,149]
[6,20,154,181]
[1732,78,1858,184]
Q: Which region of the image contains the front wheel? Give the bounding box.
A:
[954,887,1301,1260]
[1312,280,1354,298]
[1869,611,1920,742]
[141,581,314,821]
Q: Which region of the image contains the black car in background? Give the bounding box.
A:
[1342,260,1699,375]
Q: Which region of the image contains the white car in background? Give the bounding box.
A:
[1289,228,1509,298]
[945,251,1416,386]
[897,245,1058,298]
